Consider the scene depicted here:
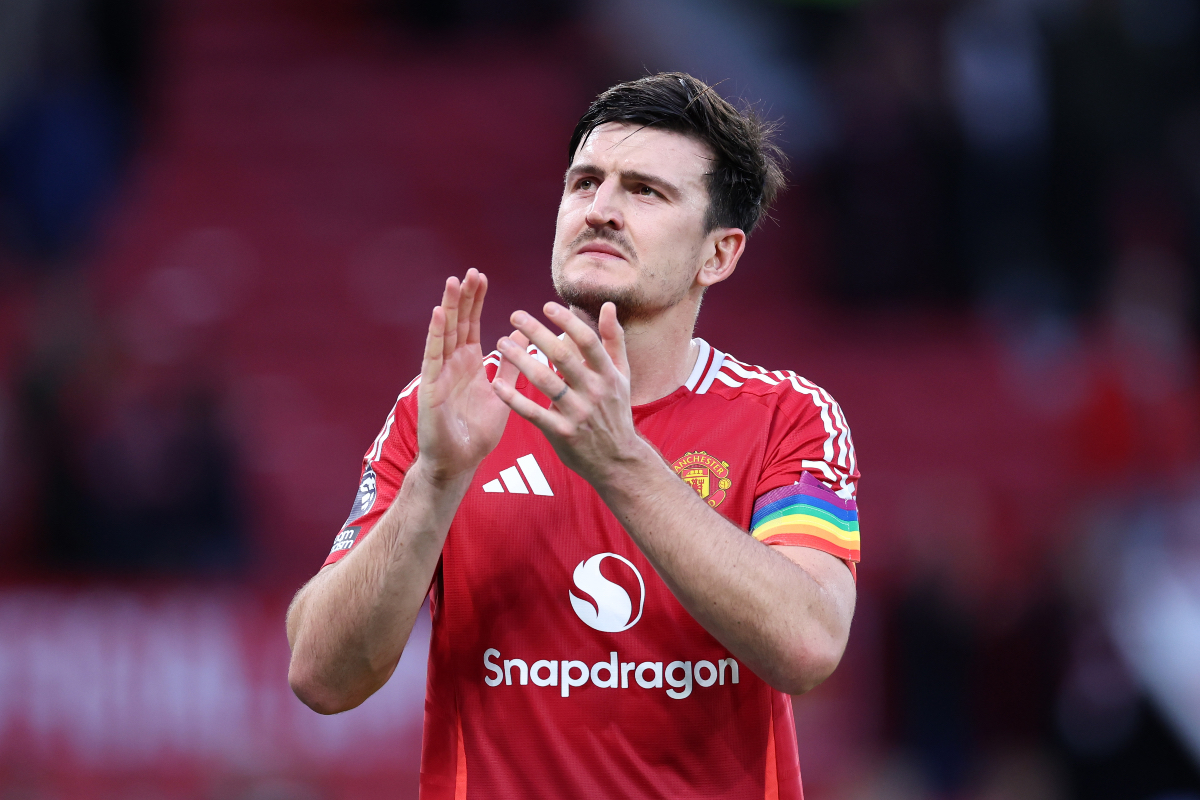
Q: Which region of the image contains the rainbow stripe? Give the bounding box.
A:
[751,472,860,562]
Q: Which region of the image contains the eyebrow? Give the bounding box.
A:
[564,164,682,199]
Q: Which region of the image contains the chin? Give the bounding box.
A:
[554,276,655,325]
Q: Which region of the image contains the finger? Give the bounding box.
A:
[493,328,524,389]
[467,272,487,346]
[440,276,461,359]
[422,306,446,385]
[493,368,570,437]
[598,302,630,378]
[456,269,479,349]
[544,302,612,373]
[510,309,589,387]
[497,333,578,410]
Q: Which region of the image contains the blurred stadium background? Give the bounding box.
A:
[2,0,1200,797]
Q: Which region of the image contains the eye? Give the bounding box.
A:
[636,185,659,198]
[575,177,597,191]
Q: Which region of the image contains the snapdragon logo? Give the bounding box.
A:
[483,649,739,700]
[568,553,644,633]
[481,552,739,700]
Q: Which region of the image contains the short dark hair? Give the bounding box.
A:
[567,72,787,235]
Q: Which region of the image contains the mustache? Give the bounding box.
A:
[568,228,637,262]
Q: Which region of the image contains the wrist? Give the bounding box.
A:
[407,454,477,495]
[587,436,666,499]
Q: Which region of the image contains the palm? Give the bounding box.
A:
[420,341,508,467]
[416,271,512,480]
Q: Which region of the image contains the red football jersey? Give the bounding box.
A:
[323,339,860,799]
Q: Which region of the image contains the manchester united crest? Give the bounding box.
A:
[672,451,732,508]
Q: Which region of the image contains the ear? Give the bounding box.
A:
[696,228,746,288]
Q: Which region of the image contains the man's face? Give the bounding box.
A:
[551,122,715,323]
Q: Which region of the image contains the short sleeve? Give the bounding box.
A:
[750,376,860,575]
[321,375,421,568]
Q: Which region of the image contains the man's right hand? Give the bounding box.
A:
[416,268,516,483]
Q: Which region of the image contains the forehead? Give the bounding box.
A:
[571,122,713,187]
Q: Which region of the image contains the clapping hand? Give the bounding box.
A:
[417,269,519,484]
[492,301,642,485]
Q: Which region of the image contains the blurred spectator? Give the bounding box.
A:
[0,0,156,267]
[1044,0,1200,312]
[14,275,247,575]
[815,0,967,304]
[946,0,1052,301]
[372,0,577,33]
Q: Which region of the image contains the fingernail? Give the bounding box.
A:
[498,337,512,350]
[512,311,528,324]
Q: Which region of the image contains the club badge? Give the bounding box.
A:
[672,451,732,509]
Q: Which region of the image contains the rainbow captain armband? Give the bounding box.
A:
[751,472,860,563]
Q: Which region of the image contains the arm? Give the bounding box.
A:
[492,302,855,695]
[287,269,516,714]
[575,443,854,694]
[286,458,471,713]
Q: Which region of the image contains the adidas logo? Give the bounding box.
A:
[482,454,554,496]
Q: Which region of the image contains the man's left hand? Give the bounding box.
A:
[491,301,648,484]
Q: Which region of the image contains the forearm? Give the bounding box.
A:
[286,456,470,713]
[593,442,854,694]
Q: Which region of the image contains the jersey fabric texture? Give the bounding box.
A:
[322,339,860,799]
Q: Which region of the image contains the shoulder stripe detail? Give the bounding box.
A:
[714,370,742,388]
[785,375,839,464]
[695,347,726,395]
[792,374,856,491]
[716,354,857,500]
[399,375,421,398]
[802,459,839,485]
[684,339,713,391]
[793,374,848,469]
[723,359,780,385]
[368,411,395,463]
[369,375,421,464]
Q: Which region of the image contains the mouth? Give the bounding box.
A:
[575,242,628,261]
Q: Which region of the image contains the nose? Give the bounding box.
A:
[584,178,623,230]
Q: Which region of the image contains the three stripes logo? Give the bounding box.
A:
[482,454,554,496]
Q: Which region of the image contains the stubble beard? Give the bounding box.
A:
[551,230,690,326]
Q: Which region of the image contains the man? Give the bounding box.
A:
[287,72,860,799]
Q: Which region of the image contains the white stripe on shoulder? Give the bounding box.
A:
[714,370,743,388]
[368,410,394,463]
[684,339,712,391]
[370,376,422,463]
[780,372,839,464]
[816,380,854,477]
[794,375,850,470]
[802,459,839,485]
[713,354,856,499]
[695,347,726,394]
[722,359,779,385]
[399,375,421,399]
[787,372,855,496]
